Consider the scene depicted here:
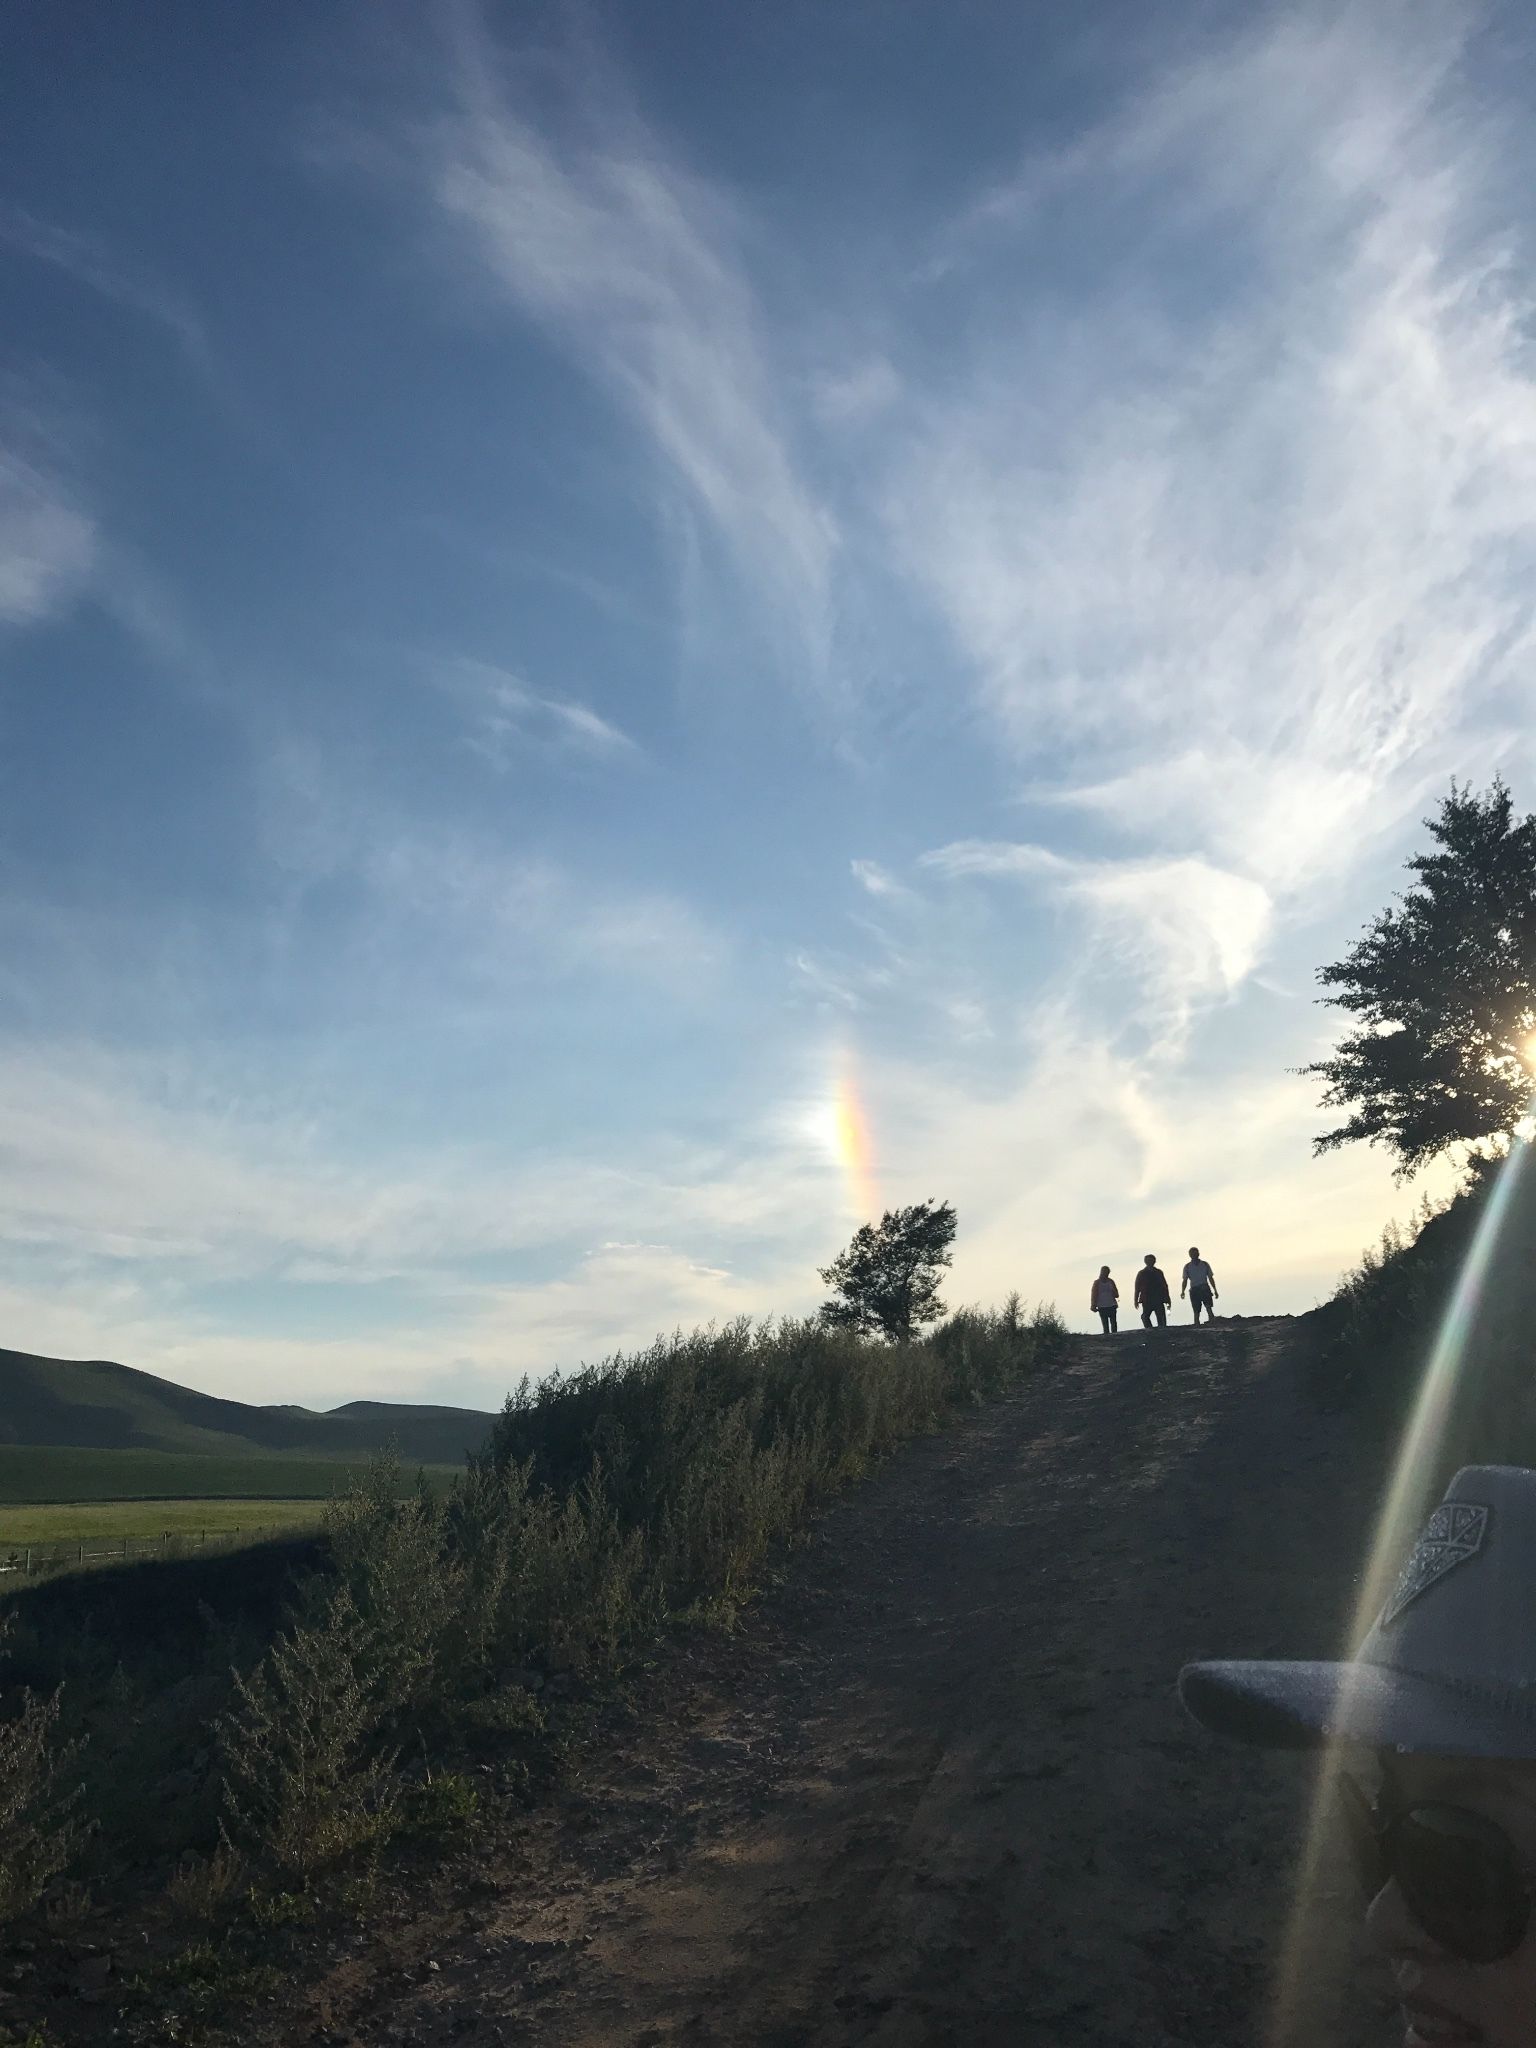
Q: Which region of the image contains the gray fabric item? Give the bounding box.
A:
[1179,1465,1536,1757]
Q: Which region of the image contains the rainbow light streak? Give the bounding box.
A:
[1268,1135,1533,2046]
[831,1066,881,1223]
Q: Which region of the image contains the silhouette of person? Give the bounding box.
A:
[1090,1265,1119,1335]
[1181,1246,1219,1325]
[1134,1253,1170,1330]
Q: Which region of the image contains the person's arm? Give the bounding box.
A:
[1180,1265,1188,1297]
[1210,1266,1218,1298]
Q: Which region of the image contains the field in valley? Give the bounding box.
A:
[0,1443,461,1507]
[0,1495,331,1549]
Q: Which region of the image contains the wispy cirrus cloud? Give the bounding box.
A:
[0,204,214,379]
[849,858,914,904]
[421,15,838,688]
[439,655,638,765]
[260,738,720,992]
[922,839,1272,1045]
[0,442,94,627]
[891,5,1536,945]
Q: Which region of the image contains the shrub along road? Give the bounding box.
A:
[263,1320,1402,2047]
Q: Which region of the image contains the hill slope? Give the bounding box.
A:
[0,1348,495,1467]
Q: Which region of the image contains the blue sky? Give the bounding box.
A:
[3,0,1534,1408]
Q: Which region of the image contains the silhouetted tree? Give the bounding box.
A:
[1301,781,1536,1173]
[818,1200,957,1343]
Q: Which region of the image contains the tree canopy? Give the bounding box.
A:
[1301,781,1536,1173]
[818,1199,957,1344]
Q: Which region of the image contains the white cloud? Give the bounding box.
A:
[257,738,717,990]
[441,656,638,764]
[423,19,837,685]
[812,356,902,428]
[0,1039,833,1293]
[0,446,93,626]
[850,857,914,903]
[892,6,1536,923]
[922,839,1272,1044]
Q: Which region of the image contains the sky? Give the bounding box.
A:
[2,0,1534,1411]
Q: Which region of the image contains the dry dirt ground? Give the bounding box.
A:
[267,1317,1405,2048]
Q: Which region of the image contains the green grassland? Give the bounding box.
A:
[0,1444,461,1507]
[0,1497,332,1548]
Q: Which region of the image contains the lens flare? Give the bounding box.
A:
[1268,1136,1533,2044]
[831,1067,880,1222]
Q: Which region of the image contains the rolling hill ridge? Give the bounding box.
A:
[0,1348,496,1467]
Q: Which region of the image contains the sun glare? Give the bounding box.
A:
[1269,1134,1535,2044]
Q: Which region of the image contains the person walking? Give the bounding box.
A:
[1180,1464,1536,2048]
[1134,1253,1170,1330]
[1090,1265,1119,1334]
[1181,1246,1219,1325]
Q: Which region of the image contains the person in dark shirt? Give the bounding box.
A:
[1133,1253,1170,1330]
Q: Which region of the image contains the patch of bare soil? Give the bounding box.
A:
[260,1319,1401,2048]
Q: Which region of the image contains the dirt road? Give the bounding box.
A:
[295,1319,1405,2048]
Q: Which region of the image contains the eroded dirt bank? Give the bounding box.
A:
[271,1319,1402,2047]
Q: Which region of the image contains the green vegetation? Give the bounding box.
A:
[1300,776,1536,1478]
[1301,781,1536,1172]
[0,1623,80,1921]
[0,1346,493,1465]
[0,1293,1065,2025]
[1307,1143,1536,1481]
[0,1444,458,1508]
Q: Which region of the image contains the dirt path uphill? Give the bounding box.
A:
[289,1320,1405,2048]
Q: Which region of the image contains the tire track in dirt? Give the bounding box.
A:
[292,1320,1404,2048]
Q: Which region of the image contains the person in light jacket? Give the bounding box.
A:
[1090,1266,1119,1335]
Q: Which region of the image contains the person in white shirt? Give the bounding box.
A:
[1181,1247,1218,1325]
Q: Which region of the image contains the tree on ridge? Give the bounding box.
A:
[1301,780,1536,1174]
[818,1200,958,1344]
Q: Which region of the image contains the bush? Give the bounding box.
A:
[218,1576,403,1880]
[7,1295,1069,1947]
[1307,1141,1536,1481]
[0,1623,82,1921]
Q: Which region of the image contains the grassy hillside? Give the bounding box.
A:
[0,1347,494,1467]
[1306,1139,1536,1481]
[0,1444,460,1507]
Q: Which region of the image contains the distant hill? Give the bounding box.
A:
[0,1349,496,1467]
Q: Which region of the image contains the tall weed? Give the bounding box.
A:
[0,1623,82,1920]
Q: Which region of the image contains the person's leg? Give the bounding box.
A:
[1141,1304,1152,1329]
[1109,1307,1118,1332]
[1155,1303,1167,1329]
[1098,1308,1110,1334]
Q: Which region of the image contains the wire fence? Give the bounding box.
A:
[0,1524,312,1578]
